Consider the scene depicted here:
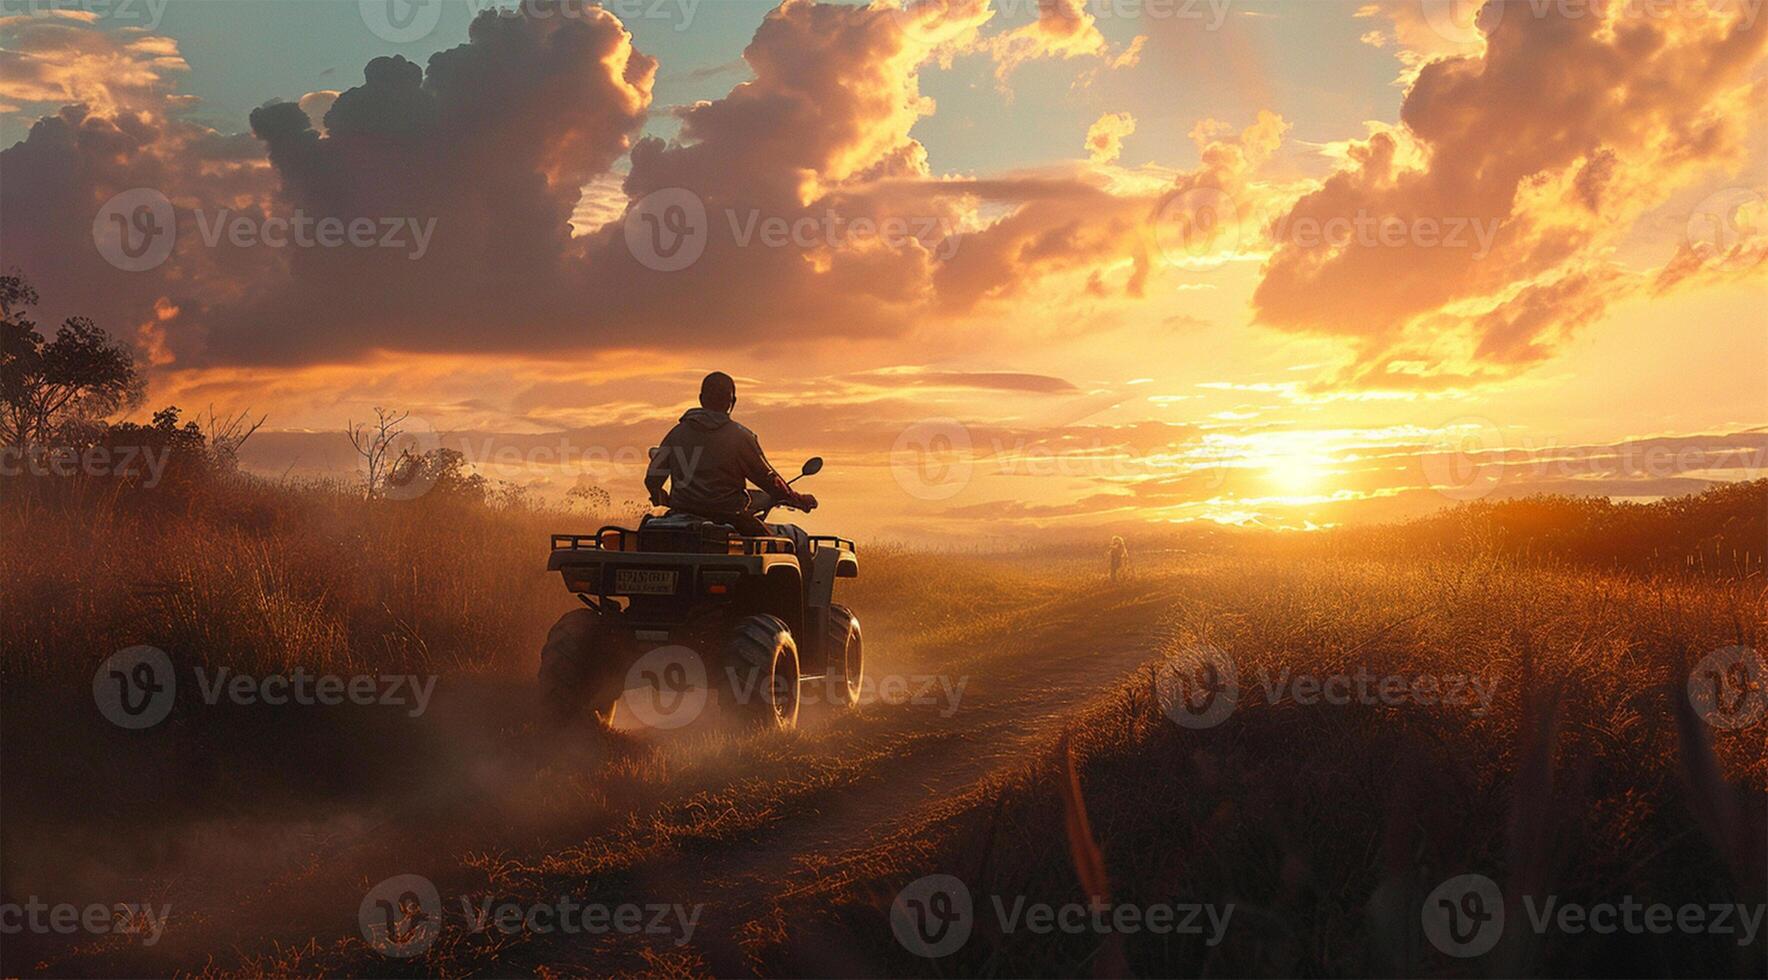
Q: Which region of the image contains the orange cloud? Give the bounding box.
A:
[1085,111,1136,164]
[0,12,188,118]
[980,0,1145,82]
[0,13,274,361]
[1253,0,1768,389]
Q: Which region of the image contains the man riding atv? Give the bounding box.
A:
[540,370,859,731]
[644,371,817,539]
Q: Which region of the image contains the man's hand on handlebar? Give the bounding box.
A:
[747,489,815,514]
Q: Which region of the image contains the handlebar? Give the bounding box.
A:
[749,491,812,516]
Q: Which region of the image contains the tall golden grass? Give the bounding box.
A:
[1314,479,1767,576]
[0,475,583,685]
[765,553,1766,977]
[0,469,1105,687]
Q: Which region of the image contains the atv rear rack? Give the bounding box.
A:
[551,526,798,556]
[552,527,855,557]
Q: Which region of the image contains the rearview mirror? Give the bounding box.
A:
[800,457,824,477]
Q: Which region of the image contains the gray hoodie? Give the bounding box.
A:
[644,408,793,517]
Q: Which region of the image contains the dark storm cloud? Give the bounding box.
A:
[205,2,657,364]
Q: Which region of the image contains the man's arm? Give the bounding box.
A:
[644,431,674,506]
[739,429,812,509]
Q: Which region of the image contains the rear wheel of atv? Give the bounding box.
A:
[539,608,620,725]
[723,614,799,730]
[824,604,863,708]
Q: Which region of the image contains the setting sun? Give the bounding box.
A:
[1265,450,1328,497]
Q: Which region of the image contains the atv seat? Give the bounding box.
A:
[639,512,741,554]
[645,511,808,559]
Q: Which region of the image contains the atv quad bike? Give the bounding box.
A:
[539,457,860,731]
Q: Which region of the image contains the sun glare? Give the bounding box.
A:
[1267,451,1328,496]
[1240,430,1341,499]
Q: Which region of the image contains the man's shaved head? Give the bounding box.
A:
[700,371,737,412]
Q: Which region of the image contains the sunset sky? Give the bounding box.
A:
[2,0,1763,541]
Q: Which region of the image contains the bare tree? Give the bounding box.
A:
[346,407,408,498]
[201,405,266,473]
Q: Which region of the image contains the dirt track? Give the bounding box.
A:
[516,576,1178,976]
[7,571,1180,977]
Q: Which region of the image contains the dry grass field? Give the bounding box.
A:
[1,474,1762,977]
[756,555,1766,978]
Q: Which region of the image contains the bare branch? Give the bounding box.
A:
[344,406,409,498]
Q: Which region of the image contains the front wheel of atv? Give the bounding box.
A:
[723,614,799,730]
[539,607,620,725]
[824,604,863,708]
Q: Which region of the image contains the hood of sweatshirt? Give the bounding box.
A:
[679,408,731,431]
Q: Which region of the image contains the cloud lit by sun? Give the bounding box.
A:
[0,0,1763,541]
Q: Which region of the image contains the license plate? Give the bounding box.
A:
[615,569,678,595]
